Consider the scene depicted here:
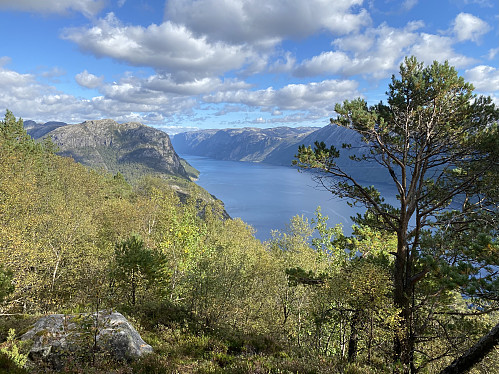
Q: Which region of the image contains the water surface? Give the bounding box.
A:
[182,155,366,241]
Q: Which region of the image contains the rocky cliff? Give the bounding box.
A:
[46,119,189,180]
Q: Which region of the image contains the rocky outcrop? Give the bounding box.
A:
[46,119,189,180]
[20,311,152,368]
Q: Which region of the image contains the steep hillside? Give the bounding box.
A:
[46,119,189,180]
[172,126,319,163]
[260,123,358,166]
[173,124,390,182]
[292,124,390,183]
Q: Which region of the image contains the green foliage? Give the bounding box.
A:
[0,107,497,373]
[295,57,499,372]
[0,329,29,370]
[111,234,164,307]
[180,157,200,180]
[0,266,14,303]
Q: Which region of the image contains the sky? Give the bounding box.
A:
[0,0,498,134]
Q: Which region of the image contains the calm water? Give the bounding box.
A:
[182,155,369,241]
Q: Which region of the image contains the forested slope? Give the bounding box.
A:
[1,110,497,373]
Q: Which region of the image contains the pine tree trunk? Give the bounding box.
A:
[393,231,415,373]
[439,322,499,374]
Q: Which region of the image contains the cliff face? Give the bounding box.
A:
[172,127,319,164]
[46,119,189,180]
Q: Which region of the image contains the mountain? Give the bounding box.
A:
[174,124,391,183]
[24,120,68,139]
[45,119,189,180]
[172,127,320,164]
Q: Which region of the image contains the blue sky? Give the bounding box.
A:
[0,0,497,133]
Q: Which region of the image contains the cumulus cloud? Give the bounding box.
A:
[99,74,251,104]
[165,0,371,45]
[465,65,499,92]
[75,70,104,88]
[203,79,360,114]
[294,22,422,78]
[62,13,258,82]
[409,33,475,67]
[0,0,106,17]
[294,17,478,79]
[0,65,90,121]
[0,64,201,125]
[0,60,261,126]
[452,13,491,42]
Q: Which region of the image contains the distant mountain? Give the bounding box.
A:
[45,119,189,180]
[174,124,391,183]
[24,120,68,139]
[172,127,320,164]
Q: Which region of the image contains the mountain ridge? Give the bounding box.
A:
[172,126,320,164]
[173,124,391,183]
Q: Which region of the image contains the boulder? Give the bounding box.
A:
[20,311,152,368]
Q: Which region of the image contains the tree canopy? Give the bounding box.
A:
[295,56,499,373]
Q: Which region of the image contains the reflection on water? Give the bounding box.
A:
[182,155,369,241]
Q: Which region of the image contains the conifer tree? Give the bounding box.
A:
[295,57,499,373]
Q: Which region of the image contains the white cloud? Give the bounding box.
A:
[75,70,104,88]
[0,64,200,125]
[294,22,422,78]
[452,13,491,43]
[156,126,199,135]
[62,13,258,81]
[487,47,499,60]
[203,79,360,113]
[402,0,418,11]
[98,74,251,104]
[0,0,106,17]
[294,18,477,79]
[465,65,499,92]
[165,0,371,45]
[410,33,475,67]
[1,56,265,126]
[294,51,351,77]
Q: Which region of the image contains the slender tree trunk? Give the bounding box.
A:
[393,229,415,373]
[348,311,360,363]
[131,269,136,306]
[439,322,499,374]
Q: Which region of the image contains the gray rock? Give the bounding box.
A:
[45,119,189,180]
[20,311,152,368]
